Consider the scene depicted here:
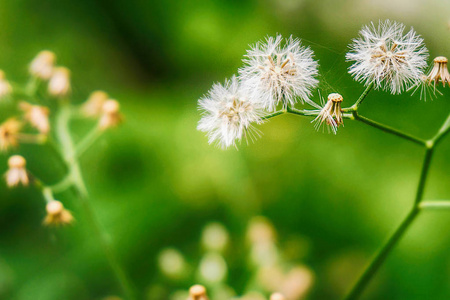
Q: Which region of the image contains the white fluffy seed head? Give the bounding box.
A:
[197,75,264,149]
[346,20,428,94]
[239,35,319,111]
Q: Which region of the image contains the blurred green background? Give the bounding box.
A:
[0,0,450,299]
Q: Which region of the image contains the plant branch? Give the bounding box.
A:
[353,113,426,146]
[74,127,103,158]
[419,200,450,210]
[344,207,420,300]
[342,83,374,112]
[261,111,285,120]
[55,102,136,300]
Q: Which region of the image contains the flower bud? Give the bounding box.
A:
[5,155,29,187]
[0,70,12,100]
[0,118,22,151]
[29,51,56,80]
[82,91,109,117]
[188,285,208,300]
[44,200,74,226]
[48,67,71,97]
[19,101,50,134]
[98,99,122,130]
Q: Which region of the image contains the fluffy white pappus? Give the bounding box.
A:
[239,35,319,111]
[197,76,264,149]
[346,20,428,94]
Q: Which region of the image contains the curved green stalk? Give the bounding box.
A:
[353,113,426,146]
[55,102,136,300]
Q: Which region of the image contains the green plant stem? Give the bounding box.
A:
[344,207,420,300]
[74,127,103,158]
[353,113,426,146]
[286,106,316,116]
[55,102,136,300]
[414,148,434,204]
[344,144,435,299]
[420,200,450,210]
[261,111,285,120]
[342,83,374,112]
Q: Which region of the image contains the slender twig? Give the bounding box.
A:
[414,148,434,204]
[420,200,450,210]
[261,111,285,120]
[353,113,426,146]
[286,106,316,117]
[55,102,136,300]
[432,113,450,146]
[344,207,420,300]
[74,127,103,159]
[342,83,374,112]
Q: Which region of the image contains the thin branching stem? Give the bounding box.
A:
[420,200,450,210]
[74,127,103,159]
[262,111,285,120]
[55,102,136,300]
[344,207,420,300]
[353,113,426,146]
[342,86,450,300]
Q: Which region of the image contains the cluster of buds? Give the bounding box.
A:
[1,50,123,228]
[82,91,123,130]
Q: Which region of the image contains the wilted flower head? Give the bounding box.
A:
[29,51,56,80]
[48,67,71,97]
[198,76,264,149]
[98,99,122,130]
[426,56,450,87]
[0,118,22,151]
[82,90,109,117]
[239,35,319,111]
[346,20,428,94]
[313,93,344,134]
[188,285,208,300]
[5,155,29,187]
[0,70,12,100]
[44,200,74,226]
[19,101,50,134]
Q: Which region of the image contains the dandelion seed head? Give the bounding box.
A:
[239,35,319,111]
[197,76,264,149]
[346,20,428,94]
